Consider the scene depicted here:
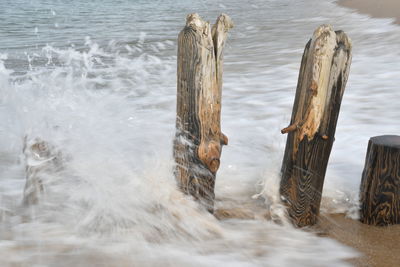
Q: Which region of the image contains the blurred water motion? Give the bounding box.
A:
[0,0,399,266]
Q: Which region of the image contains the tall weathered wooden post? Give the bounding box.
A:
[173,14,233,212]
[280,25,352,227]
[360,135,400,226]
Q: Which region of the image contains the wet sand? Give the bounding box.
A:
[317,214,400,267]
[215,200,400,267]
[338,0,400,24]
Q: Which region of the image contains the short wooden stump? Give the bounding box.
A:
[360,135,400,226]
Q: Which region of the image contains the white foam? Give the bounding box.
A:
[2,0,400,265]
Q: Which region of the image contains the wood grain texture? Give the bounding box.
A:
[280,25,352,227]
[360,135,400,226]
[174,14,232,212]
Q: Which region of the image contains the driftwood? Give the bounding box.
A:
[280,25,352,227]
[22,136,62,205]
[173,14,233,212]
[360,135,400,226]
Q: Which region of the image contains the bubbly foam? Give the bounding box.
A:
[1,0,400,265]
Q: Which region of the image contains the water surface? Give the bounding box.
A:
[1,0,399,266]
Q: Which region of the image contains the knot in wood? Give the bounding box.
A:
[209,158,220,173]
[198,141,221,173]
[220,133,228,146]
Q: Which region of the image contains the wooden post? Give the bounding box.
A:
[280,25,352,227]
[173,14,233,212]
[360,135,400,226]
[22,136,62,205]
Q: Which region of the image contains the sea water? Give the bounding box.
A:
[0,0,399,266]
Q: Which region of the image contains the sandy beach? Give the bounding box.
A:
[338,0,400,24]
[317,214,400,267]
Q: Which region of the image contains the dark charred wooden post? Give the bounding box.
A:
[360,135,400,226]
[173,14,233,212]
[280,25,352,227]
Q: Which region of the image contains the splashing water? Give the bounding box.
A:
[1,0,400,266]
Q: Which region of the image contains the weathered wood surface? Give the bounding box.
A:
[173,14,233,212]
[23,136,62,205]
[280,25,352,227]
[360,135,400,226]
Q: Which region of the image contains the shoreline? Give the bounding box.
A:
[317,214,400,267]
[337,0,400,25]
[216,205,400,266]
